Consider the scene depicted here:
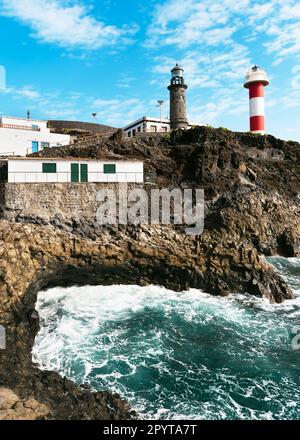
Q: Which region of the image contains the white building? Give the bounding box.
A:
[123,116,194,138]
[0,116,71,156]
[5,158,143,183]
[123,117,171,138]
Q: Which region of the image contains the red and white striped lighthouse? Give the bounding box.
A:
[244,65,269,134]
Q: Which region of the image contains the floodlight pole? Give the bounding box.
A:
[157,100,164,123]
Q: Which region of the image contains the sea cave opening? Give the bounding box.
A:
[31,257,300,420]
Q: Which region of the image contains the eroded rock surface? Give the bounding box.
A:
[0,126,299,419]
[0,387,49,420]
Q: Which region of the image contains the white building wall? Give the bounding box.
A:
[7,160,144,183]
[123,117,170,137]
[0,117,71,156]
[144,120,170,133]
[0,130,71,156]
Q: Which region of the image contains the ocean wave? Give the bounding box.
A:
[33,258,300,420]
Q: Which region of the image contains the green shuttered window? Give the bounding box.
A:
[42,163,57,173]
[104,164,116,174]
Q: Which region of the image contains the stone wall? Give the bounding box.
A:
[0,182,142,222]
[0,184,5,214]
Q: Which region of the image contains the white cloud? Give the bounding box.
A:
[152,0,196,29]
[0,81,148,127]
[291,65,300,89]
[16,88,41,99]
[146,0,250,48]
[116,74,136,89]
[147,0,300,64]
[244,0,300,63]
[91,97,146,126]
[2,85,41,100]
[152,44,250,90]
[188,84,248,127]
[250,2,275,20]
[0,83,83,119]
[0,0,137,50]
[265,22,300,63]
[280,3,300,20]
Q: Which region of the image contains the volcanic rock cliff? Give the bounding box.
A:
[0,126,299,419]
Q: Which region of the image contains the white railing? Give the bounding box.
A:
[0,123,41,131]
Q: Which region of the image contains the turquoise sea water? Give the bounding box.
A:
[33,257,300,420]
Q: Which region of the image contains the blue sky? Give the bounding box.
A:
[0,0,300,141]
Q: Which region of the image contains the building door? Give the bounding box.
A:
[80,164,88,182]
[32,141,39,153]
[71,163,88,182]
[71,163,79,182]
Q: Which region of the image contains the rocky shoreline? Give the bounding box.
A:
[0,126,300,419]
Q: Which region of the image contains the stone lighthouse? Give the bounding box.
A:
[168,64,188,130]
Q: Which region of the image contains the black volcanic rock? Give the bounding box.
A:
[48,120,118,137]
[1,126,300,419]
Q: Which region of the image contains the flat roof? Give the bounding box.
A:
[0,115,47,123]
[123,116,170,130]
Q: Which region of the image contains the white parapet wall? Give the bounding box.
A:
[7,158,144,183]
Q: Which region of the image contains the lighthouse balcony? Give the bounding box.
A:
[244,67,269,88]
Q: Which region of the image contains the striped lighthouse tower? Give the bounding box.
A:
[244,65,269,134]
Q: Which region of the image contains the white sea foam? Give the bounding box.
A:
[33,256,300,420]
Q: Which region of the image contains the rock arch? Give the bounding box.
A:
[0,220,292,419]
